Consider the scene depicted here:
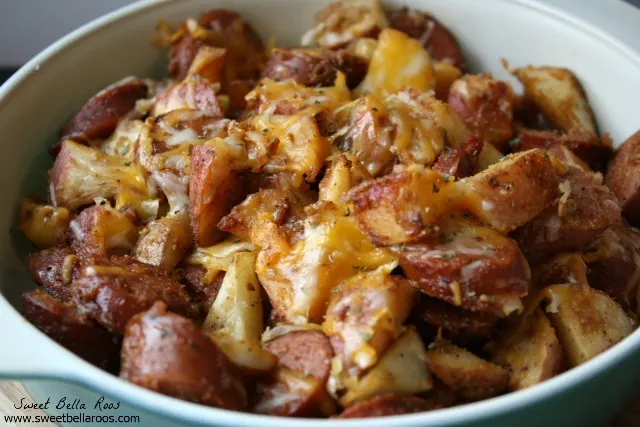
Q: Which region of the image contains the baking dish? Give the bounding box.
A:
[1,0,640,425]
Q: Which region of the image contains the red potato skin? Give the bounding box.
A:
[336,394,436,418]
[262,48,367,89]
[120,301,247,410]
[22,290,119,370]
[389,7,466,70]
[189,145,244,247]
[517,128,613,171]
[25,246,78,301]
[606,130,640,224]
[60,79,148,140]
[70,256,194,333]
[178,264,225,312]
[433,136,484,179]
[169,9,265,87]
[448,76,516,152]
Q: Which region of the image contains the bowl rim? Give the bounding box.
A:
[2,0,640,425]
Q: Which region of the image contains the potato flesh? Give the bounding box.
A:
[542,283,635,367]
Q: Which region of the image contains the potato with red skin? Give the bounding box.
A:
[148,109,230,155]
[120,301,247,410]
[433,136,484,179]
[255,330,335,416]
[152,74,224,117]
[69,204,138,257]
[606,130,640,223]
[389,7,466,70]
[178,265,225,313]
[25,246,79,301]
[60,78,148,140]
[263,48,367,89]
[393,216,530,316]
[22,290,119,370]
[411,295,498,345]
[448,75,516,151]
[516,128,612,171]
[514,166,621,263]
[71,256,194,333]
[425,339,510,401]
[189,145,244,247]
[168,9,265,85]
[337,394,436,418]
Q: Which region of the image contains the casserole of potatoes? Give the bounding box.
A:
[17,0,639,419]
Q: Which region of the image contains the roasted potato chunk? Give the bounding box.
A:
[425,339,510,401]
[389,7,466,70]
[255,201,396,324]
[152,74,224,117]
[535,253,588,287]
[433,136,483,179]
[69,203,138,257]
[319,154,372,204]
[324,266,416,377]
[19,197,70,249]
[394,215,530,316]
[134,213,192,270]
[202,251,263,342]
[434,61,462,101]
[356,28,435,99]
[186,46,226,83]
[542,283,635,367]
[458,149,559,233]
[189,144,244,246]
[487,308,563,390]
[301,0,388,49]
[513,66,596,135]
[339,328,432,407]
[606,130,640,224]
[49,140,158,213]
[448,74,517,151]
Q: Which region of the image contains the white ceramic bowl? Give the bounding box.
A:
[1,1,640,426]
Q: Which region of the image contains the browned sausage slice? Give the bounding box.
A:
[22,290,119,370]
[393,215,530,316]
[71,256,194,333]
[606,129,640,223]
[255,330,335,416]
[514,166,621,263]
[517,128,613,171]
[60,78,148,140]
[120,301,247,409]
[337,394,436,418]
[389,7,466,70]
[25,246,79,301]
[263,330,333,381]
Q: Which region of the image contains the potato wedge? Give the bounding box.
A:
[202,251,263,342]
[324,266,416,376]
[319,154,372,204]
[457,149,559,233]
[189,144,244,246]
[541,283,635,367]
[211,335,278,376]
[134,213,192,270]
[513,66,596,135]
[339,328,432,407]
[19,197,70,249]
[486,308,563,391]
[69,203,138,256]
[152,74,224,117]
[425,339,510,401]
